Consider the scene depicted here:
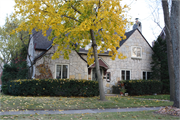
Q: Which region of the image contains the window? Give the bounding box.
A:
[121,70,131,80]
[131,46,142,58]
[106,72,111,82]
[56,65,69,79]
[143,71,152,80]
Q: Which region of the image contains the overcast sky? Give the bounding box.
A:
[0,0,164,46]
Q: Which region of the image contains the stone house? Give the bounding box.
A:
[27,24,153,94]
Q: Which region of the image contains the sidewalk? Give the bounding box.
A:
[106,94,171,102]
[0,107,162,116]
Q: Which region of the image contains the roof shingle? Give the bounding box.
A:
[32,29,136,52]
[32,29,53,50]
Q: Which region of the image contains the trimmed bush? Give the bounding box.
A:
[7,79,99,97]
[112,86,120,94]
[2,85,9,94]
[161,79,170,94]
[113,80,162,95]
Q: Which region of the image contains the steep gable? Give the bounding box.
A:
[115,29,136,50]
[117,28,153,63]
[32,29,53,50]
[30,28,152,57]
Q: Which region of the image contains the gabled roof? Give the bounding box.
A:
[32,29,53,50]
[78,29,136,54]
[115,29,136,50]
[88,58,110,69]
[31,28,150,53]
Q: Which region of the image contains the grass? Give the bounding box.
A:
[1,110,179,120]
[0,93,173,112]
[131,94,170,100]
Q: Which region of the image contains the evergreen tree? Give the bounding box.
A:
[151,36,169,80]
[1,46,28,85]
[151,36,169,93]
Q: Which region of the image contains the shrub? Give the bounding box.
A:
[113,80,162,95]
[1,63,18,85]
[2,85,9,94]
[1,61,28,86]
[7,79,99,97]
[161,79,170,94]
[112,86,120,94]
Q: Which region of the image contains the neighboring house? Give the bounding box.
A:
[27,20,153,94]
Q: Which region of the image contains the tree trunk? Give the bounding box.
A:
[161,0,175,101]
[171,1,180,108]
[90,29,106,101]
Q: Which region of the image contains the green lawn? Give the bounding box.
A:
[131,94,170,100]
[0,93,173,112]
[1,110,179,120]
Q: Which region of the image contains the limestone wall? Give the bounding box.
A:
[101,30,153,93]
[81,30,153,93]
[34,46,88,80]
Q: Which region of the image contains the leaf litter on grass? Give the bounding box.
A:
[156,106,180,116]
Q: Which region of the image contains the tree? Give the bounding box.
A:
[0,15,37,79]
[161,0,175,102]
[170,1,180,108]
[151,36,169,93]
[161,0,180,107]
[12,0,129,101]
[1,46,28,86]
[0,15,29,65]
[151,36,169,80]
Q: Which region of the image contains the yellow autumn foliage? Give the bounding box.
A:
[13,0,129,65]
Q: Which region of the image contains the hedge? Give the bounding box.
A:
[7,79,99,97]
[112,86,120,94]
[161,79,170,94]
[113,80,162,95]
[2,85,9,94]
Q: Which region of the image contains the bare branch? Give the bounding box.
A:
[61,15,80,22]
[71,5,81,14]
[64,0,81,14]
[43,2,50,7]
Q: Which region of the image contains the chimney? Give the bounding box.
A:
[133,18,142,33]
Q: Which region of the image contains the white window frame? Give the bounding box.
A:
[120,69,131,80]
[131,46,142,59]
[142,71,152,80]
[55,64,69,79]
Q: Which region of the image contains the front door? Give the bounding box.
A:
[92,67,103,81]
